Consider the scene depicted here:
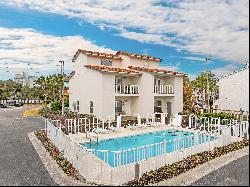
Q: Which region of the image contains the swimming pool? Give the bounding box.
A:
[81,129,215,167]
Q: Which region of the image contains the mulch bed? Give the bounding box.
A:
[34,130,84,181]
[125,139,249,186]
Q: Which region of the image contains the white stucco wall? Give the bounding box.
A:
[131,72,155,117]
[214,67,249,112]
[172,76,183,114]
[102,73,116,118]
[119,54,160,69]
[69,53,115,119]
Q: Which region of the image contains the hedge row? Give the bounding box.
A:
[199,112,248,121]
[126,139,249,186]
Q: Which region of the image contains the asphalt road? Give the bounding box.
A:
[0,106,58,186]
[191,155,249,186]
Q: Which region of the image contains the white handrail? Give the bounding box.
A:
[115,84,139,94]
[154,84,174,94]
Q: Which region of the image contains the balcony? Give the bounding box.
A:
[154,85,174,95]
[115,85,139,96]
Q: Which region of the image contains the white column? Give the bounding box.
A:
[161,113,166,125]
[102,117,105,129]
[146,113,149,124]
[137,114,141,126]
[108,116,111,129]
[117,115,121,128]
[74,119,77,134]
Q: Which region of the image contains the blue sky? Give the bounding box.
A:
[0,0,249,80]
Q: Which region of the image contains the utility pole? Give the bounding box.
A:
[205,57,211,113]
[59,60,65,117]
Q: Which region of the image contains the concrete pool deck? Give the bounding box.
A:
[68,125,204,145]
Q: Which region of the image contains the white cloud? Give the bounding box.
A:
[160,64,180,72]
[0,27,114,79]
[0,0,248,63]
[211,64,239,77]
[188,73,198,81]
[182,56,206,62]
[118,30,179,48]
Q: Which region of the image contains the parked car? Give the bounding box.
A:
[0,103,8,108]
[7,101,16,106]
[14,102,22,107]
[7,101,24,107]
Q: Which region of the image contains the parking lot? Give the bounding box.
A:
[0,106,57,186]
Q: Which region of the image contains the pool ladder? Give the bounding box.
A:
[89,136,99,147]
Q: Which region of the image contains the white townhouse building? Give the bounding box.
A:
[68,49,184,120]
[214,63,249,112]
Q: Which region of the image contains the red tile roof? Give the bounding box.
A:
[72,49,122,62]
[116,51,162,62]
[128,66,184,76]
[84,65,142,75]
[65,71,75,82]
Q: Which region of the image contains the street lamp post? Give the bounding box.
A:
[205,57,211,113]
[59,60,65,117]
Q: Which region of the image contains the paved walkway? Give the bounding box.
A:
[0,106,57,186]
[191,155,249,186]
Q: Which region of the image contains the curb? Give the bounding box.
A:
[28,131,93,186]
[152,146,249,186]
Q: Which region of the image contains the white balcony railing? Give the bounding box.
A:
[154,85,174,94]
[115,85,139,95]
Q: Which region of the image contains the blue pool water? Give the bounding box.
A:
[81,129,215,167]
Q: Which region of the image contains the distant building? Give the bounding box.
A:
[214,62,249,112]
[14,72,37,88]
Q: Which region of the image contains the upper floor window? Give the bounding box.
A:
[143,60,149,68]
[76,101,80,112]
[101,59,112,66]
[90,101,93,114]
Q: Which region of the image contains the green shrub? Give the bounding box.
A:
[50,100,62,111]
[200,112,237,120]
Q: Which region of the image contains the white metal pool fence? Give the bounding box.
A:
[45,117,249,185]
[189,115,249,137]
[50,112,169,134]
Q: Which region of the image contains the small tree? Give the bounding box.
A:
[183,76,196,114]
[191,71,218,112]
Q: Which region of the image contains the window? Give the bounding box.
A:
[101,59,112,66]
[115,78,123,92]
[76,101,80,112]
[154,100,162,113]
[90,101,93,114]
[115,78,122,85]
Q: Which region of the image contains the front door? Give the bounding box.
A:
[115,100,123,115]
